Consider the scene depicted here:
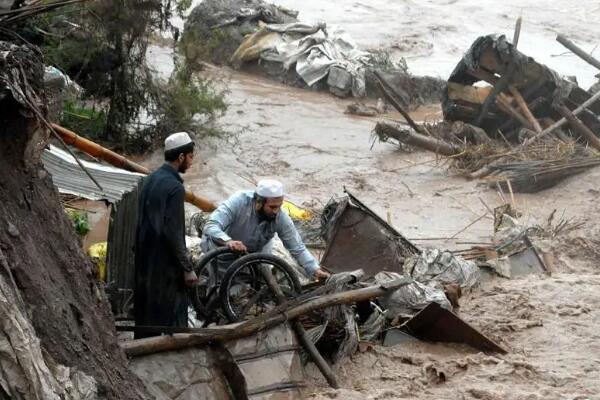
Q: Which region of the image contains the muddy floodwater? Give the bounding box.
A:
[148,2,600,398]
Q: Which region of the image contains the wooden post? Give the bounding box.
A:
[474,61,517,126]
[121,278,413,357]
[508,85,542,132]
[495,95,534,131]
[556,34,600,71]
[555,104,600,151]
[512,17,522,48]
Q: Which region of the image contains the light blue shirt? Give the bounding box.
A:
[200,191,319,276]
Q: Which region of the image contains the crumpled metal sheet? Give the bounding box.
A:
[403,248,481,292]
[374,271,451,319]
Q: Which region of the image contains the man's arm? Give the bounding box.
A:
[164,185,194,273]
[277,212,320,277]
[203,193,247,250]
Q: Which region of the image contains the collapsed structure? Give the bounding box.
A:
[375,33,600,193]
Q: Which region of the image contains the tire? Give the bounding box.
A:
[219,253,302,322]
[189,247,238,323]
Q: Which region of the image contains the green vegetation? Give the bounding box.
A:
[67,209,90,237]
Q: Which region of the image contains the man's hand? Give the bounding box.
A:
[184,271,198,287]
[225,240,247,252]
[314,268,331,280]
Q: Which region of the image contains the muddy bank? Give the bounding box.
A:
[0,41,148,399]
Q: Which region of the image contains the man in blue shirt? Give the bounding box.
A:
[201,179,330,279]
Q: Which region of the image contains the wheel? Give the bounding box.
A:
[219,253,302,322]
[189,247,240,324]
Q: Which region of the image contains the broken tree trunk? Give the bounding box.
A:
[556,34,600,71]
[555,104,600,151]
[121,278,413,357]
[375,121,462,156]
[52,123,217,212]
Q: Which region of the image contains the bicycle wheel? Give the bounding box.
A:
[220,253,302,322]
[190,247,239,323]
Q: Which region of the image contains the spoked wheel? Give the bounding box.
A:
[190,247,240,325]
[220,253,302,322]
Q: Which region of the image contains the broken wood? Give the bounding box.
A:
[495,95,534,130]
[374,71,427,135]
[260,268,339,389]
[555,104,600,151]
[556,34,600,71]
[521,89,600,146]
[474,61,517,126]
[375,121,461,156]
[51,123,217,212]
[509,85,542,133]
[512,17,522,48]
[121,278,413,357]
[451,121,491,144]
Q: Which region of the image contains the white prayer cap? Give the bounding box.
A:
[256,179,284,198]
[164,132,193,151]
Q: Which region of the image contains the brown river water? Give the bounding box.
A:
[146,2,600,397]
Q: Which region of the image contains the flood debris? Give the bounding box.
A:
[373,32,600,192]
[184,0,445,103]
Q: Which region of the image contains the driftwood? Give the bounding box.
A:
[555,104,600,151]
[474,61,517,126]
[495,94,534,131]
[121,278,413,357]
[556,34,600,71]
[375,121,461,156]
[374,71,427,135]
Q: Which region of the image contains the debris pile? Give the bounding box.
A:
[374,32,600,192]
[184,0,444,104]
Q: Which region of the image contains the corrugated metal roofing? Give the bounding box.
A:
[42,144,144,203]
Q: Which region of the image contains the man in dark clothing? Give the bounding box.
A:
[134,132,198,338]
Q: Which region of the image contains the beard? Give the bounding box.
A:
[258,207,277,221]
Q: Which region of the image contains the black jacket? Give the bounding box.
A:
[134,164,192,337]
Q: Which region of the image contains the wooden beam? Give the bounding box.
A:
[121,278,414,357]
[556,34,600,71]
[513,17,522,48]
[555,104,600,151]
[508,85,542,132]
[375,121,461,156]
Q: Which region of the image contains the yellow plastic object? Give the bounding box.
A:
[282,201,313,221]
[88,242,107,282]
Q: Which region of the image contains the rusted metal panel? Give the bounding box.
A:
[401,302,507,354]
[226,323,305,400]
[321,191,419,278]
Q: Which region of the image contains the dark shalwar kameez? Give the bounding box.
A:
[134,164,193,338]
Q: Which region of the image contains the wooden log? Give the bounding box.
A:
[51,123,217,212]
[508,85,543,132]
[555,104,600,151]
[375,121,461,156]
[374,71,427,135]
[512,17,522,48]
[556,34,600,71]
[451,121,491,144]
[121,278,413,357]
[474,61,517,126]
[467,68,499,85]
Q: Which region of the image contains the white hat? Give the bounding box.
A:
[165,132,193,151]
[256,179,284,198]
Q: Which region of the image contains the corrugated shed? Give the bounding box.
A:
[42,144,143,203]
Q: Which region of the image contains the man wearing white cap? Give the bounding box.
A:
[201,179,330,279]
[134,132,198,338]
